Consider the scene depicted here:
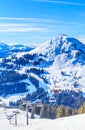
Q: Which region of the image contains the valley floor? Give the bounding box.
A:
[0,107,85,130]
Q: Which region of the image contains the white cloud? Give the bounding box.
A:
[0,19,50,33]
[0,17,84,33]
[0,27,48,33]
[0,17,25,21]
[0,17,84,26]
[33,0,85,6]
[0,17,57,23]
[0,23,32,27]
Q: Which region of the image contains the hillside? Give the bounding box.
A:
[0,34,85,107]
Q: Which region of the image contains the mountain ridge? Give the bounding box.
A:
[0,34,85,103]
[0,42,34,58]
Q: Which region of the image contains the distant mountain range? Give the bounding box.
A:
[0,34,85,101]
[0,42,34,58]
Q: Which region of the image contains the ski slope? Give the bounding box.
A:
[0,107,85,130]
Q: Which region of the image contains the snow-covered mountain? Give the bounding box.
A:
[0,34,85,103]
[29,34,85,91]
[0,42,34,58]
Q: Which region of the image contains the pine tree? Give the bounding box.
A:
[31,104,36,119]
[78,102,85,114]
[47,106,52,119]
[40,104,51,118]
[40,104,47,118]
[31,108,35,119]
[72,109,78,115]
[65,107,72,117]
[51,105,57,119]
[56,106,65,118]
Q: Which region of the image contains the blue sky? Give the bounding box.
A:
[0,0,85,45]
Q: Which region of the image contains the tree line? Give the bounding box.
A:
[31,102,85,119]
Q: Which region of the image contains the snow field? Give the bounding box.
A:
[0,107,85,130]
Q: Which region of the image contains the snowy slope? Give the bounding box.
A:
[0,34,85,99]
[28,34,85,91]
[0,107,85,130]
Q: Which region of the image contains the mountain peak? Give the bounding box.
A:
[29,34,85,62]
[57,34,68,41]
